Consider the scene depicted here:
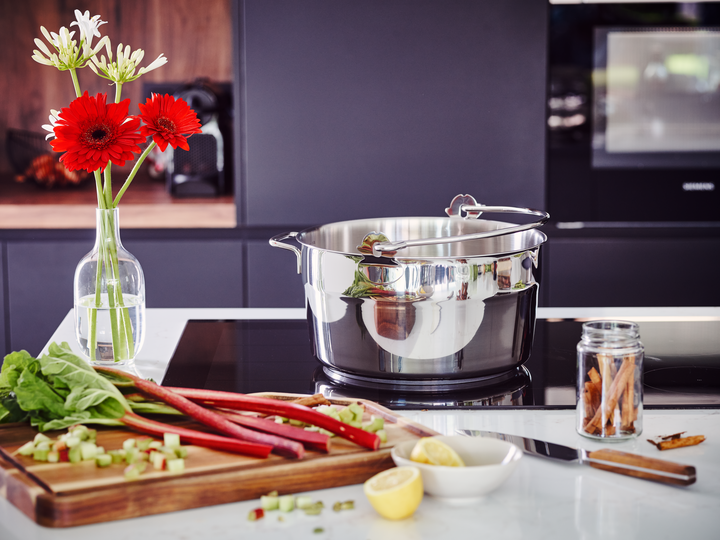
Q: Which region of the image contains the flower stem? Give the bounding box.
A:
[115,82,123,104]
[70,68,82,98]
[102,164,113,209]
[113,141,156,207]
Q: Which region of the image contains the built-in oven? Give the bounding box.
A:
[547,1,720,225]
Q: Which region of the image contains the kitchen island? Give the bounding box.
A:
[1,307,718,539]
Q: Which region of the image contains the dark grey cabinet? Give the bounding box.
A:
[544,236,720,308]
[237,0,547,227]
[2,237,246,357]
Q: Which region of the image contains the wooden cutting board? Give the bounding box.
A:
[0,394,437,528]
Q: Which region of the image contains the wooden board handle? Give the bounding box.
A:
[586,449,696,486]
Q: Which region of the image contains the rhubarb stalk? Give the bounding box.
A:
[166,387,381,451]
[213,409,331,453]
[94,366,306,458]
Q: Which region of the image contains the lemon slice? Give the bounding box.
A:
[410,437,465,467]
[364,466,423,520]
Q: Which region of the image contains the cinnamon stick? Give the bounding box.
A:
[586,356,635,433]
[621,356,636,430]
[648,435,705,451]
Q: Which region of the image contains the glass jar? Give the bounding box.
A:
[576,320,643,440]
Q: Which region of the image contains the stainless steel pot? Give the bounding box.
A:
[270,194,548,390]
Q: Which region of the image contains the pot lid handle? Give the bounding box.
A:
[368,194,549,257]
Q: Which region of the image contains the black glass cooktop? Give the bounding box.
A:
[163,318,720,409]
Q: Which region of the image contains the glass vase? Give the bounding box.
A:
[73,208,145,369]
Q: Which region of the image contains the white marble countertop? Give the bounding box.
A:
[1,307,718,539]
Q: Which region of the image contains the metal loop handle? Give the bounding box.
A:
[371,195,549,257]
[269,231,302,274]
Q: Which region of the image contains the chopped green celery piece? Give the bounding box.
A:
[362,416,384,433]
[303,502,324,515]
[338,407,354,424]
[348,402,364,421]
[164,433,181,448]
[151,452,166,470]
[68,446,82,463]
[65,435,81,448]
[16,441,36,456]
[376,429,387,443]
[174,446,188,459]
[33,433,52,445]
[261,495,279,511]
[47,451,60,463]
[296,495,314,509]
[123,438,136,450]
[109,450,125,464]
[279,495,295,512]
[35,440,51,451]
[317,406,340,420]
[136,438,152,451]
[33,448,49,461]
[166,458,184,473]
[148,441,163,450]
[70,426,89,440]
[79,442,98,460]
[124,461,147,480]
[95,454,112,468]
[125,447,139,464]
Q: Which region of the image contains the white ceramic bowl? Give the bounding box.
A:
[391,435,522,503]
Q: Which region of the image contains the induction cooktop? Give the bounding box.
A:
[162,317,720,409]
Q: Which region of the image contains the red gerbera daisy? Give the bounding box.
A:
[138,94,202,152]
[50,92,144,173]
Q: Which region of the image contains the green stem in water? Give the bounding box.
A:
[88,170,106,361]
[114,141,156,207]
[102,164,113,210]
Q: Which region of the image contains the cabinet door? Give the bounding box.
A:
[240,0,547,226]
[128,239,244,308]
[4,239,245,357]
[546,238,720,307]
[6,240,88,357]
[0,242,6,356]
[245,239,305,308]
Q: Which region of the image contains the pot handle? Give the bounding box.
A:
[368,194,549,257]
[269,232,302,274]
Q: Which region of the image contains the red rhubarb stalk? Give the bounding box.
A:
[94,367,305,459]
[213,409,331,453]
[121,411,272,458]
[166,388,381,451]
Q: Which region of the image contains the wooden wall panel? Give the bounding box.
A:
[0,0,232,174]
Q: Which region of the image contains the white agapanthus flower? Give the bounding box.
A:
[32,20,107,71]
[41,110,62,140]
[89,41,168,84]
[70,9,107,50]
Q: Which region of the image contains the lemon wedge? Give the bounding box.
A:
[363,466,423,520]
[410,437,465,467]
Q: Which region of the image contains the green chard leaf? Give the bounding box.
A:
[40,342,129,420]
